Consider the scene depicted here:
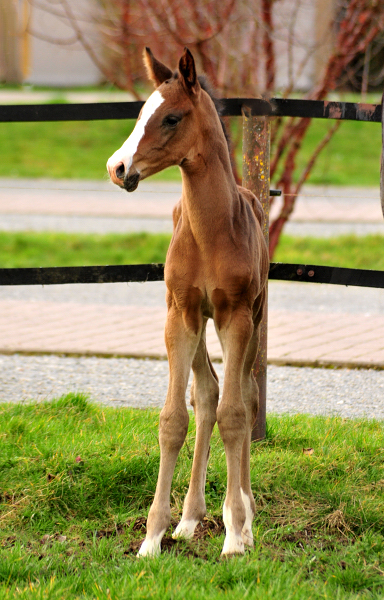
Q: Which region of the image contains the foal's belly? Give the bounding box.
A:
[164,232,263,333]
[165,264,258,328]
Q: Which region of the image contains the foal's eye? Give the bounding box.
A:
[163,115,181,128]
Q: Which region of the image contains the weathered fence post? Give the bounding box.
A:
[242,108,271,441]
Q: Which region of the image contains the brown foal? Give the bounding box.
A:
[107,48,269,556]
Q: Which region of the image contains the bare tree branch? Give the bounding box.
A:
[27,0,384,257]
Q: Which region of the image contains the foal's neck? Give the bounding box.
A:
[180,110,238,236]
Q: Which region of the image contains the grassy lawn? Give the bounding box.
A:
[1,394,384,599]
[1,231,384,270]
[0,117,381,186]
[274,234,384,270]
[0,232,171,268]
[0,119,180,182]
[282,119,381,187]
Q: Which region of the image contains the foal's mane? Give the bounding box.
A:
[198,75,231,153]
[197,75,231,151]
[172,71,231,152]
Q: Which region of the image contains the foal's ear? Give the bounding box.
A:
[179,48,200,97]
[143,47,173,88]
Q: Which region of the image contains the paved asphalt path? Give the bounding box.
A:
[0,179,383,237]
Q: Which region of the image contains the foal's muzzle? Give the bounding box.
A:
[123,171,140,192]
[108,159,140,192]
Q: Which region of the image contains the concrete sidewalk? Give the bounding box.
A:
[1,179,384,368]
[0,179,383,222]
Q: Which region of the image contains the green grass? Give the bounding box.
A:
[269,119,382,187]
[274,233,384,270]
[0,119,180,182]
[294,119,382,187]
[0,115,381,185]
[1,231,384,271]
[1,394,384,599]
[0,231,171,268]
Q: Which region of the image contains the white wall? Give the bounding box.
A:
[273,0,317,92]
[25,0,103,86]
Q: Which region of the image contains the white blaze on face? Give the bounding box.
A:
[107,90,165,176]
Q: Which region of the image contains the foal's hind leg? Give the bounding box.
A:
[138,306,201,557]
[173,320,219,539]
[239,293,265,548]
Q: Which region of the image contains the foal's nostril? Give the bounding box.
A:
[115,163,125,180]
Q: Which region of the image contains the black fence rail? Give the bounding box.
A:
[1,263,384,289]
[0,98,381,123]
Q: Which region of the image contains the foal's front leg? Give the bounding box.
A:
[138,306,200,557]
[173,322,219,539]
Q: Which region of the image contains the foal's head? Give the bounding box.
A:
[107,48,227,192]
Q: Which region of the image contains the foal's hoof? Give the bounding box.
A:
[137,532,164,557]
[172,518,198,540]
[221,533,245,556]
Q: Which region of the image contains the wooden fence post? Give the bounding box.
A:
[242,109,271,441]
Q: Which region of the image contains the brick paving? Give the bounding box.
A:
[1,300,383,368]
[268,310,384,367]
[1,180,383,368]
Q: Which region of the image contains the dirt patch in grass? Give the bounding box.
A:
[124,516,225,558]
[130,516,147,533]
[125,537,180,556]
[92,525,127,539]
[194,516,225,539]
[1,536,17,548]
[84,517,148,539]
[275,524,351,555]
[127,515,225,540]
[281,527,316,548]
[125,536,202,558]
